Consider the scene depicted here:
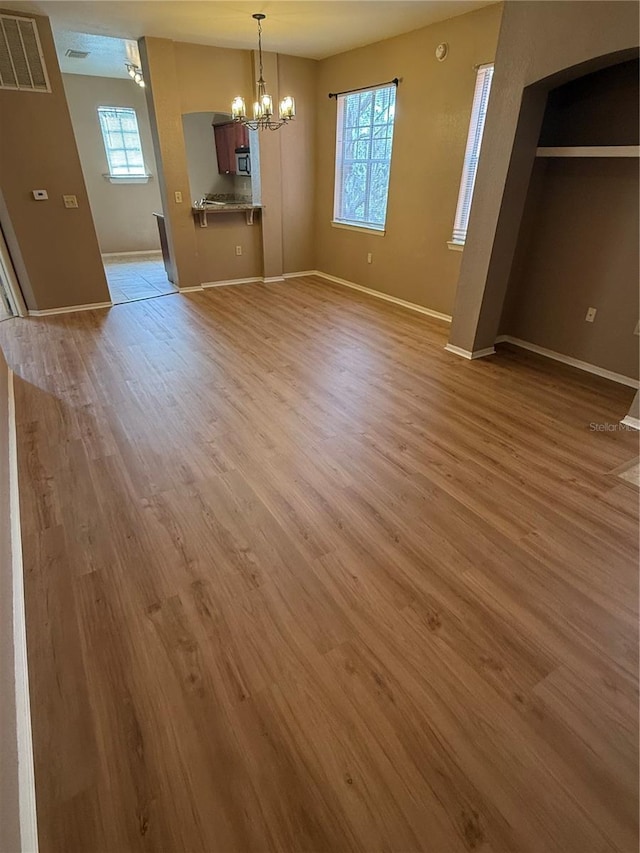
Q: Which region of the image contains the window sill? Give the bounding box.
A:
[447,241,464,252]
[103,174,153,184]
[332,221,386,237]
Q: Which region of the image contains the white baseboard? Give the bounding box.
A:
[178,285,203,292]
[444,343,496,360]
[28,301,112,317]
[263,276,286,284]
[312,271,452,323]
[202,277,261,288]
[283,270,317,279]
[621,415,640,430]
[101,250,162,259]
[8,370,39,853]
[496,335,639,389]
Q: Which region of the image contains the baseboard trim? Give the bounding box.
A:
[282,270,317,279]
[202,278,261,288]
[101,250,162,259]
[28,301,112,317]
[314,271,452,323]
[201,276,286,288]
[178,285,204,293]
[8,369,39,853]
[444,343,496,360]
[496,335,639,389]
[621,415,640,430]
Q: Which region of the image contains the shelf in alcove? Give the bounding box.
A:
[536,146,640,158]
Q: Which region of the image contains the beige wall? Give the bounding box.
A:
[62,74,163,254]
[499,59,639,380]
[140,37,317,286]
[500,158,639,379]
[314,3,502,315]
[0,10,109,310]
[280,54,317,274]
[448,1,640,354]
[0,352,20,853]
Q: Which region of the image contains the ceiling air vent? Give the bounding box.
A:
[65,49,89,59]
[0,14,51,92]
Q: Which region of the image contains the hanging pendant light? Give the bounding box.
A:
[232,14,295,131]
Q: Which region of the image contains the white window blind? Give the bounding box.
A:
[97,106,146,177]
[451,64,494,245]
[333,84,396,231]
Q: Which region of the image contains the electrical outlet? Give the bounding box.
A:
[32,189,48,200]
[62,194,78,208]
[367,253,372,264]
[174,191,183,203]
[585,307,597,323]
[235,245,242,256]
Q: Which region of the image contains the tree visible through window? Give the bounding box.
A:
[97,106,146,177]
[333,85,396,231]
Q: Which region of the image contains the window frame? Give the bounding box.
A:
[449,63,494,249]
[97,105,148,180]
[332,84,397,234]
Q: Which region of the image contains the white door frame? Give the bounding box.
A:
[0,225,27,318]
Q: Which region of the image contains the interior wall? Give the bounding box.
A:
[447,0,640,354]
[314,3,502,316]
[62,73,162,254]
[141,37,317,286]
[280,54,317,274]
[0,9,109,311]
[0,353,20,853]
[499,59,639,380]
[500,158,639,379]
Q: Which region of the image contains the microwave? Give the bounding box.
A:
[235,147,251,176]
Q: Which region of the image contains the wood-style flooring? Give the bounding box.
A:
[0,276,638,853]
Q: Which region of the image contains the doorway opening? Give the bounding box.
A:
[57,31,177,304]
[0,224,26,321]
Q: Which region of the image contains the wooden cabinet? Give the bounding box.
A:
[213,122,249,175]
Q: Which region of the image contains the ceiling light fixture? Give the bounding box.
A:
[231,13,295,131]
[125,62,145,88]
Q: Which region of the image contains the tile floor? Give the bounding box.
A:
[103,252,178,305]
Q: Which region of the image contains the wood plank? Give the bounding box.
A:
[0,276,637,852]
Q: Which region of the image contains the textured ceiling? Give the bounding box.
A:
[56,31,140,78]
[7,1,495,64]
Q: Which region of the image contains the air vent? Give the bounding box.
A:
[65,49,89,59]
[0,14,51,92]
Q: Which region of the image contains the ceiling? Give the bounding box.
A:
[6,1,495,65]
[56,32,140,78]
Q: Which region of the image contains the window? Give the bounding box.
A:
[450,64,494,247]
[97,106,146,177]
[333,84,396,232]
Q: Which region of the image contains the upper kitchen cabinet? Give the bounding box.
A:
[214,121,249,174]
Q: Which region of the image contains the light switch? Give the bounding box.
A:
[174,191,183,204]
[63,195,78,209]
[32,189,48,200]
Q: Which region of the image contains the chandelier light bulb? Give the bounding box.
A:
[279,96,295,120]
[231,96,247,119]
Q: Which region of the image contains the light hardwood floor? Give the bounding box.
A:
[0,276,638,853]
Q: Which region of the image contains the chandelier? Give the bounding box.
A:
[231,14,295,131]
